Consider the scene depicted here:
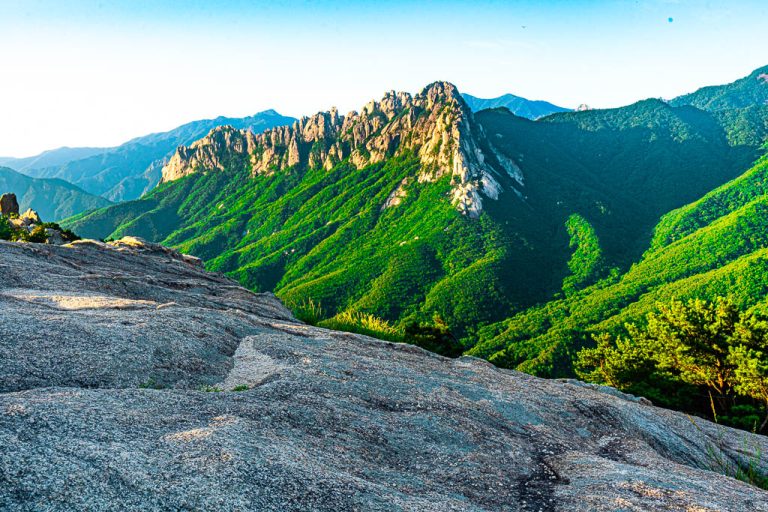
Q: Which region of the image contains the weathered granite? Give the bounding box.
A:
[161,82,525,218]
[1,238,768,511]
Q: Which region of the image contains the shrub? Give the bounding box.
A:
[289,298,325,325]
[319,310,403,342]
[0,217,12,241]
[138,377,164,390]
[27,225,48,243]
[40,222,80,242]
[403,315,464,357]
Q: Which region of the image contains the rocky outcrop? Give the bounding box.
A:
[162,126,258,183]
[0,192,19,216]
[0,197,74,245]
[19,208,40,224]
[1,238,768,510]
[161,82,524,217]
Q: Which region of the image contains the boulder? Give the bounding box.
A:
[20,208,40,224]
[0,193,19,217]
[44,227,65,245]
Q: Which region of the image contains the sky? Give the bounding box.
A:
[0,0,766,157]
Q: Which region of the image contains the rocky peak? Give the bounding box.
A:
[161,82,524,217]
[162,126,257,182]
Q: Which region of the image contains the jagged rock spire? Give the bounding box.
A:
[162,82,524,217]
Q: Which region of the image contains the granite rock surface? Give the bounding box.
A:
[2,238,768,511]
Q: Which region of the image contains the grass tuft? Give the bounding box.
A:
[319,310,404,342]
[289,298,325,326]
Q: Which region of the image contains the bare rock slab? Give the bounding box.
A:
[1,238,768,510]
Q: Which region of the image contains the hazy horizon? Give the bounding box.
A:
[1,0,766,157]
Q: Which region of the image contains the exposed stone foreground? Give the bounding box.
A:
[1,238,768,511]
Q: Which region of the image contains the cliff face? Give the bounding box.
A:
[2,238,768,510]
[162,82,524,217]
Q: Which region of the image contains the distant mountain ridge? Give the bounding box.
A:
[461,92,570,118]
[670,65,768,111]
[0,147,104,172]
[0,166,111,221]
[9,110,296,202]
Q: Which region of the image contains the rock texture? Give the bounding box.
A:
[161,82,524,217]
[2,238,768,511]
[0,192,19,216]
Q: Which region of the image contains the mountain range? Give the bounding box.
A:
[461,92,570,118]
[0,166,111,221]
[1,91,562,212]
[64,66,768,358]
[470,64,768,374]
[2,110,296,204]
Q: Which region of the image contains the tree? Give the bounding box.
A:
[649,298,739,401]
[577,298,742,412]
[576,331,657,389]
[728,313,768,429]
[575,330,689,407]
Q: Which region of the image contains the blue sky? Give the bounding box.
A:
[0,0,766,156]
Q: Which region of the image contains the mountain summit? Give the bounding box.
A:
[162,82,523,218]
